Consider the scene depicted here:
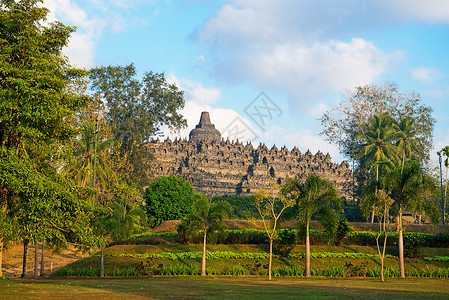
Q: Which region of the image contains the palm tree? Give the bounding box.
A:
[355,114,399,222]
[381,160,425,278]
[283,174,341,277]
[63,119,115,204]
[179,195,232,276]
[393,116,423,173]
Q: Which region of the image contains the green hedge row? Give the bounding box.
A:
[114,250,399,260]
[125,229,449,250]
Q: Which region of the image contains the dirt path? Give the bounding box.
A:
[3,243,87,279]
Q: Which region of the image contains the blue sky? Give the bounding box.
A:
[44,0,449,165]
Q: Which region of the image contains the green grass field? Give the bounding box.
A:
[2,277,449,299]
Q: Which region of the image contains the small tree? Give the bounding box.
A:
[255,183,295,280]
[178,195,231,276]
[283,174,341,277]
[371,189,394,282]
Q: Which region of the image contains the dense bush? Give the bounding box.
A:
[333,220,352,245]
[345,231,449,255]
[273,229,297,257]
[143,176,197,227]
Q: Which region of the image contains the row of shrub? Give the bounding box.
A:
[54,263,449,278]
[175,228,449,247]
[424,256,449,262]
[115,250,396,260]
[126,228,449,248]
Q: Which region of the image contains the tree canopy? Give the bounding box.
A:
[89,64,187,189]
[143,176,197,227]
[0,0,99,276]
[320,82,435,163]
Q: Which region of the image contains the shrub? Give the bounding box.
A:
[333,220,351,246]
[273,228,297,257]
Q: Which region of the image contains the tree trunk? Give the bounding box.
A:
[305,221,311,277]
[371,165,379,223]
[34,243,39,279]
[21,240,29,278]
[398,208,405,278]
[0,236,3,278]
[100,246,104,277]
[201,230,207,276]
[445,166,448,224]
[268,239,273,280]
[40,242,45,276]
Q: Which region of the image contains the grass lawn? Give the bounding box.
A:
[2,277,449,299]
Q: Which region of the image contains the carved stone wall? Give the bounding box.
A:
[149,112,352,197]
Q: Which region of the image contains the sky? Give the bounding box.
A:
[43,0,449,165]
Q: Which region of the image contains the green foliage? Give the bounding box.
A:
[211,195,261,219]
[144,176,196,227]
[273,228,297,257]
[89,64,186,189]
[0,0,100,271]
[332,220,352,246]
[177,195,232,244]
[119,251,271,260]
[424,256,449,262]
[320,82,435,163]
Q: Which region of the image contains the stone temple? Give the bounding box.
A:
[150,111,352,197]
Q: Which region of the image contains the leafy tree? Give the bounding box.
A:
[178,195,231,276]
[0,0,98,277]
[89,65,187,190]
[371,189,394,282]
[255,182,295,280]
[320,82,435,163]
[283,174,341,277]
[144,176,196,227]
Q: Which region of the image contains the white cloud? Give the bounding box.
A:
[164,101,259,144]
[381,0,449,23]
[260,125,344,163]
[197,1,401,110]
[411,68,444,84]
[166,74,221,105]
[43,0,106,68]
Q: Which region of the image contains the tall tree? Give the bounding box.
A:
[255,182,295,280]
[0,0,98,277]
[283,174,341,277]
[89,65,187,190]
[381,160,433,278]
[355,114,399,222]
[321,82,435,163]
